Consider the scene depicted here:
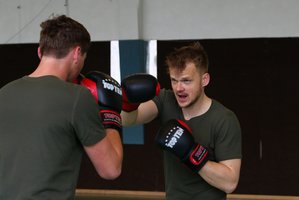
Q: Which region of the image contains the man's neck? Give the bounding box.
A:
[182,94,212,120]
[29,56,69,81]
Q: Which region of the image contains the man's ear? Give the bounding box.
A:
[37,47,42,59]
[73,46,81,63]
[202,73,210,87]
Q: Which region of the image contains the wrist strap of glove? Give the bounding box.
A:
[99,109,122,133]
[182,144,209,173]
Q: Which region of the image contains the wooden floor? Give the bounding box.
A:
[75,189,299,200]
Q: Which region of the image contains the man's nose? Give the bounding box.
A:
[175,81,184,91]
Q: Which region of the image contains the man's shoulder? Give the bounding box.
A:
[210,99,237,119]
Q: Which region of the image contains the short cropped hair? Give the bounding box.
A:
[39,15,90,58]
[165,42,209,73]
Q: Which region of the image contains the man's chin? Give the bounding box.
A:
[177,101,189,108]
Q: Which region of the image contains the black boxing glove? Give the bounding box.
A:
[80,71,122,132]
[155,119,209,173]
[121,73,160,112]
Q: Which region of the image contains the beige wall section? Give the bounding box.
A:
[1,0,299,43]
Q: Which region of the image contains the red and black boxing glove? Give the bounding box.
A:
[155,119,209,173]
[121,73,160,112]
[73,73,85,84]
[80,71,122,133]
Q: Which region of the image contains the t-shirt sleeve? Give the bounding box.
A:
[152,88,166,117]
[215,111,242,161]
[72,87,106,146]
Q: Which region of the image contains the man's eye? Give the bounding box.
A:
[171,79,178,84]
[183,80,191,84]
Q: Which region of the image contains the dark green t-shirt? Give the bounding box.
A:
[153,89,242,200]
[0,76,105,200]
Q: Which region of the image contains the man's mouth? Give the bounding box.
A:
[176,93,188,103]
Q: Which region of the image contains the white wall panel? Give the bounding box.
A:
[0,0,66,44]
[141,0,299,40]
[1,0,299,44]
[68,0,139,41]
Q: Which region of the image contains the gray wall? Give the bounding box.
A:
[1,0,299,44]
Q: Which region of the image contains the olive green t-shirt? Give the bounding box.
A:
[0,76,105,200]
[153,89,242,200]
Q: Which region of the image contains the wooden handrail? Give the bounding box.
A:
[75,189,299,200]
